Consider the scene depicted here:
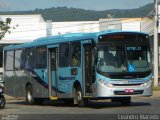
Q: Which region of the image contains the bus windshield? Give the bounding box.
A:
[97,45,151,73]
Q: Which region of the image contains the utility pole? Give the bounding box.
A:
[154,0,159,86]
[46,20,52,36]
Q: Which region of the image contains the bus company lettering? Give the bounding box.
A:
[59,76,75,80]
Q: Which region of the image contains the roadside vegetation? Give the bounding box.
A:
[153,86,160,91]
[0,3,153,21]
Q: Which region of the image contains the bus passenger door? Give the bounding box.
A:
[83,43,93,96]
[48,48,58,97]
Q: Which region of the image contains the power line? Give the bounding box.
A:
[3,17,155,40]
[5,19,145,39]
[10,18,143,33]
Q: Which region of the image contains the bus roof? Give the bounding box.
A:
[3,30,148,51]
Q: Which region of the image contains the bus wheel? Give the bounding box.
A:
[120,97,131,106]
[26,85,34,105]
[73,87,88,107]
[0,97,6,109]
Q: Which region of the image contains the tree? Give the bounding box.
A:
[0,18,11,40]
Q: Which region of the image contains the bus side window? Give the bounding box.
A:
[5,51,14,71]
[59,43,69,67]
[25,48,35,69]
[71,42,81,67]
[15,49,25,69]
[36,47,47,69]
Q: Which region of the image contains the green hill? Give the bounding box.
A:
[0,3,153,21]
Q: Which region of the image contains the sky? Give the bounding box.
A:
[0,0,153,11]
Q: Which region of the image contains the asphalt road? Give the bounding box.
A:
[0,95,160,120]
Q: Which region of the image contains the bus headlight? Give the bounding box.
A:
[141,79,152,87]
[98,79,113,88]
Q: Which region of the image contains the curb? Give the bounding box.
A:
[4,94,25,100]
[4,91,160,101]
[152,91,160,97]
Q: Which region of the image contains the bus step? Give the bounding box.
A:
[83,96,92,98]
[50,96,58,100]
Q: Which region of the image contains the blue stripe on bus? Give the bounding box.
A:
[28,69,64,93]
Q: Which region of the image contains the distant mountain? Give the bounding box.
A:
[0,3,154,22]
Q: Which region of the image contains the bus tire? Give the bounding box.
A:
[73,87,88,107]
[0,97,6,109]
[26,85,34,105]
[120,97,131,106]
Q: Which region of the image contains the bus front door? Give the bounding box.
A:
[48,48,58,98]
[83,43,93,96]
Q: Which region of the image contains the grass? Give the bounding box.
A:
[153,86,160,91]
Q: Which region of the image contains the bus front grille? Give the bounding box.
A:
[112,83,142,86]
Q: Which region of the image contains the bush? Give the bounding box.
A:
[153,86,160,91]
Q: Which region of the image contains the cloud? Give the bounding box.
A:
[0,1,11,11]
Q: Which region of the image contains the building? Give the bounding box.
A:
[99,18,141,32]
[52,21,99,35]
[0,11,159,74]
[0,14,99,42]
[0,14,46,43]
[0,14,99,74]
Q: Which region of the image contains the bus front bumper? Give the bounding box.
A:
[95,82,152,98]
